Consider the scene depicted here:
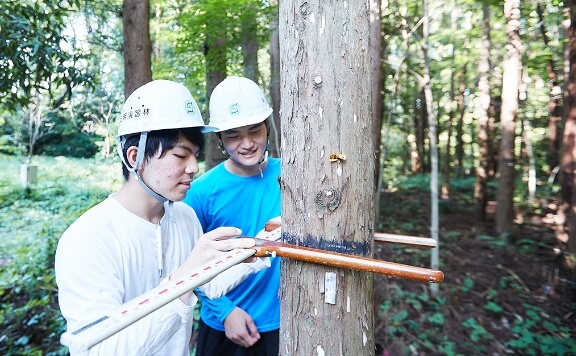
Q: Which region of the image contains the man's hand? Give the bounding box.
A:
[224,307,260,348]
[171,227,256,303]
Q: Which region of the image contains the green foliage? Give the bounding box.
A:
[0,0,91,113]
[0,155,120,354]
[462,317,491,342]
[506,304,576,355]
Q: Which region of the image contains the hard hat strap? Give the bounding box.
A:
[116,132,168,204]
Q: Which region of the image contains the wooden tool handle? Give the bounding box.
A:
[253,240,444,283]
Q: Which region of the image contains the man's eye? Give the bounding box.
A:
[174,154,185,159]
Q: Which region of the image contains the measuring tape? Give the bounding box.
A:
[60,227,282,351]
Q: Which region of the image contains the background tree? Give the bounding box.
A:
[0,0,89,112]
[122,0,152,98]
[474,1,493,221]
[279,0,375,354]
[495,0,521,238]
[558,0,576,258]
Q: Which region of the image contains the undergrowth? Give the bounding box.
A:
[0,155,119,355]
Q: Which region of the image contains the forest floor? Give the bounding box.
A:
[372,189,576,355]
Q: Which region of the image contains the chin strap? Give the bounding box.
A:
[116,132,176,223]
[258,150,268,178]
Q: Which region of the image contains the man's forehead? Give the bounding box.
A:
[174,139,200,153]
[225,122,264,133]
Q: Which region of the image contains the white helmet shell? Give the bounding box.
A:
[117,80,217,137]
[208,76,272,132]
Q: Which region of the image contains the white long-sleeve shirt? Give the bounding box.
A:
[55,196,268,355]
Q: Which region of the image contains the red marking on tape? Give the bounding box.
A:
[121,310,128,315]
[191,273,199,278]
[215,260,223,265]
[139,299,149,305]
[204,266,212,271]
[176,280,185,285]
[158,289,168,294]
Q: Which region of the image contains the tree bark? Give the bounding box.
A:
[269,1,282,158]
[279,1,375,354]
[371,0,383,194]
[204,13,228,171]
[558,1,576,257]
[422,0,440,295]
[241,1,260,83]
[474,2,492,221]
[122,0,152,98]
[496,0,521,238]
[536,1,562,174]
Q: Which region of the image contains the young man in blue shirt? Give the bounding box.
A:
[184,76,281,355]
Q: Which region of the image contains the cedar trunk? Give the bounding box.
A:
[474,3,492,221]
[496,0,521,237]
[558,1,576,256]
[204,23,227,171]
[122,0,152,98]
[269,2,281,158]
[279,1,375,355]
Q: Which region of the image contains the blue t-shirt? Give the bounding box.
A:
[183,157,281,332]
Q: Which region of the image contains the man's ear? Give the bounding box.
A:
[126,146,139,168]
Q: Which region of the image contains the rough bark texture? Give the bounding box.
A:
[241,2,260,83]
[279,1,375,355]
[204,27,227,171]
[536,1,562,173]
[122,0,152,98]
[269,1,282,158]
[558,0,576,256]
[474,3,492,221]
[371,0,383,190]
[496,0,521,238]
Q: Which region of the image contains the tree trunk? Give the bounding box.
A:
[558,1,576,257]
[455,64,467,178]
[442,9,457,199]
[204,16,228,171]
[269,1,281,158]
[474,2,492,221]
[241,1,260,83]
[279,1,375,354]
[371,0,383,196]
[537,1,562,174]
[122,0,152,98]
[496,0,521,238]
[422,0,440,296]
[412,88,426,174]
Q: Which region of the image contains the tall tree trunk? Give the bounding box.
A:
[412,88,426,174]
[442,55,455,200]
[442,7,457,199]
[241,1,260,83]
[422,0,440,296]
[122,0,152,98]
[279,1,375,354]
[558,1,576,257]
[371,0,383,218]
[269,1,281,158]
[204,14,228,171]
[537,1,562,174]
[496,0,521,238]
[455,63,467,178]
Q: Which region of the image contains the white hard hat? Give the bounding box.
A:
[117,80,217,137]
[208,76,272,132]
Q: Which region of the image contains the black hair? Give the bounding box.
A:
[121,127,204,180]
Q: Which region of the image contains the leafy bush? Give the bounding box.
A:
[0,155,119,354]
